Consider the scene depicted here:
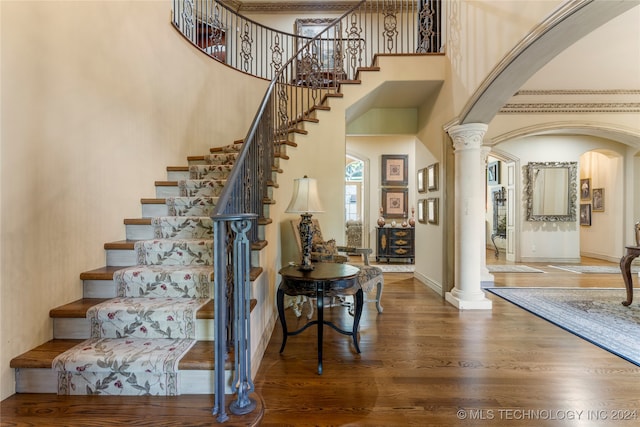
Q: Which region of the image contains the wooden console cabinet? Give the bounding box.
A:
[376,227,415,263]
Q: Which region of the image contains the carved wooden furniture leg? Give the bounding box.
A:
[619,246,640,306]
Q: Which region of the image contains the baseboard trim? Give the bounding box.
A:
[413,271,442,297]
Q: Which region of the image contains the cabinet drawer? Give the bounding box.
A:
[389,237,412,247]
[389,229,411,239]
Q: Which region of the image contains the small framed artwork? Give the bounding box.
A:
[427,198,439,225]
[295,18,341,71]
[382,188,408,218]
[580,203,592,226]
[427,163,438,191]
[381,155,408,187]
[592,188,604,212]
[487,161,500,185]
[417,168,427,193]
[417,199,427,223]
[580,178,591,200]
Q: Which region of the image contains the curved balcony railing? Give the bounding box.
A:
[171,0,442,421]
[172,0,442,81]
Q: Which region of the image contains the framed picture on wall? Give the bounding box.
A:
[295,18,341,71]
[427,198,439,224]
[381,155,408,187]
[382,188,408,218]
[580,203,592,226]
[580,178,591,200]
[417,168,427,193]
[592,188,604,212]
[418,199,427,223]
[427,163,438,191]
[487,161,500,185]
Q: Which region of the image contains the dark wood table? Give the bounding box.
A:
[619,245,640,306]
[277,263,362,374]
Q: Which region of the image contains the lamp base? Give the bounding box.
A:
[298,213,315,271]
[297,263,315,271]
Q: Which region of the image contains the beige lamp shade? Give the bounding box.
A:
[285,176,324,213]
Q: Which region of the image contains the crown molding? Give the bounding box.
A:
[230,1,360,13]
[500,89,640,114]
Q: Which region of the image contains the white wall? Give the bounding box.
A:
[495,134,629,263]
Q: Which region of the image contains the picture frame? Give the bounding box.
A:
[427,198,439,224]
[295,18,341,71]
[382,188,408,218]
[417,199,427,223]
[487,161,500,185]
[580,203,592,226]
[592,188,604,212]
[427,162,438,191]
[381,155,408,187]
[580,178,591,200]
[417,168,427,193]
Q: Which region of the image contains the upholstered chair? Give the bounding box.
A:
[289,219,384,316]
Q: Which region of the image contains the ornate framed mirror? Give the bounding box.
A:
[524,162,578,222]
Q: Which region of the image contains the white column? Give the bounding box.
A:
[445,123,492,310]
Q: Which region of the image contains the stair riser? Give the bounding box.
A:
[83,280,117,298]
[156,186,180,198]
[106,249,136,267]
[126,224,155,240]
[141,203,169,217]
[53,318,216,340]
[14,368,234,394]
[167,171,190,181]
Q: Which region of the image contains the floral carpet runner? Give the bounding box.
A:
[52,151,237,395]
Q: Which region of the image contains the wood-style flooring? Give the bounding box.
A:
[2,253,640,426]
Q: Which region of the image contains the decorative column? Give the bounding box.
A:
[445,123,492,310]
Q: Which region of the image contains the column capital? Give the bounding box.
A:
[448,123,488,151]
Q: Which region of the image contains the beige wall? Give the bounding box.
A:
[446,0,561,115]
[0,0,267,399]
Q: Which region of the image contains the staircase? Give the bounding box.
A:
[10,142,268,396]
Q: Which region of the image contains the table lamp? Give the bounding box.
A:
[286,176,324,271]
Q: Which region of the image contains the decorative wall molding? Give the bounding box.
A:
[515,89,640,96]
[233,1,359,13]
[500,89,640,114]
[500,103,640,114]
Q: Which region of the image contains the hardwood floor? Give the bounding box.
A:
[2,253,640,426]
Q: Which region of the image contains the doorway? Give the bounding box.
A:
[345,154,368,248]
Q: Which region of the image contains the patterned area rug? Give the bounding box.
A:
[487,287,640,366]
[372,263,415,273]
[548,265,638,274]
[487,265,545,273]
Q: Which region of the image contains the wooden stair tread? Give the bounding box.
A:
[141,198,166,204]
[167,166,189,172]
[105,239,267,252]
[124,218,152,225]
[9,339,234,371]
[80,266,263,282]
[49,298,257,320]
[79,266,123,280]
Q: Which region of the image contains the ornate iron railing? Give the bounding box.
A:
[171,0,442,422]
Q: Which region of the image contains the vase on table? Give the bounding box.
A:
[377,207,385,227]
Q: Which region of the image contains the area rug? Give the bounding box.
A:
[372,263,415,273]
[487,287,640,366]
[548,265,639,274]
[487,265,545,273]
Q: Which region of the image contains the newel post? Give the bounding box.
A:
[212,213,258,422]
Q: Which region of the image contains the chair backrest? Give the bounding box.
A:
[290,218,324,257]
